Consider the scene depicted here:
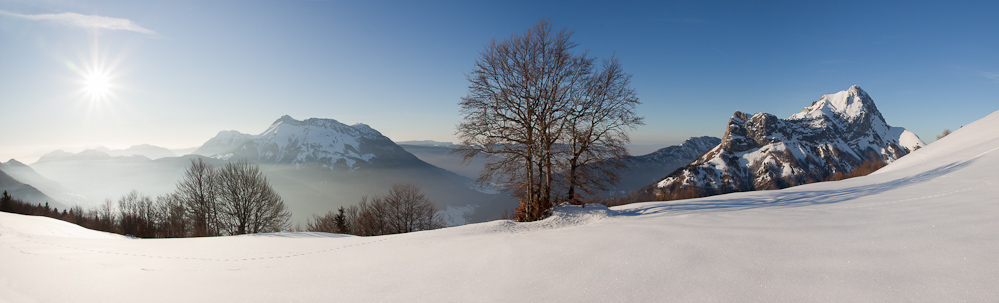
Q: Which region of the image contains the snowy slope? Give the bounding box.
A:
[1,111,997,302]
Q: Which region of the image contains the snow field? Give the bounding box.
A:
[1,110,998,302]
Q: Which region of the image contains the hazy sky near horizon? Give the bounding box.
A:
[2,0,997,162]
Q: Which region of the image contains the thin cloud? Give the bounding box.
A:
[0,9,155,35]
[981,71,999,82]
[709,46,727,55]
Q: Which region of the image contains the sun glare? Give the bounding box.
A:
[83,69,113,102]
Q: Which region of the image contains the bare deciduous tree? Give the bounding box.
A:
[381,184,445,234]
[117,190,156,238]
[176,158,219,237]
[155,193,188,238]
[565,56,643,201]
[457,20,642,221]
[96,198,117,233]
[215,160,291,235]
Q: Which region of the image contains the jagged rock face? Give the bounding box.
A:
[654,86,925,199]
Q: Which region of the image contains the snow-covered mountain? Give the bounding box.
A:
[193,116,422,170]
[192,130,254,157]
[234,115,414,170]
[651,86,925,200]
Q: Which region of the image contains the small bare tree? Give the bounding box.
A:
[937,129,952,140]
[96,198,118,233]
[117,190,156,238]
[155,193,189,238]
[306,206,350,234]
[215,160,291,235]
[381,184,445,234]
[175,158,219,237]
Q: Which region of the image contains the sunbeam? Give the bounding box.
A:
[83,68,113,102]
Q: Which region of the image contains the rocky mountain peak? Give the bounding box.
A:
[791,85,882,124]
[651,86,925,201]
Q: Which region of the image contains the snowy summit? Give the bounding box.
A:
[193,115,412,171]
[653,86,925,199]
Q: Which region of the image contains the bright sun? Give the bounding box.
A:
[83,69,113,101]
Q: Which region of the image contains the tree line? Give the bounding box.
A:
[2,159,447,238]
[0,159,291,238]
[306,183,445,236]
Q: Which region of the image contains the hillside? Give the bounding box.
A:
[1,109,996,302]
[0,169,66,210]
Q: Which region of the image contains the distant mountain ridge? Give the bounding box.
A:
[648,85,925,200]
[35,144,179,163]
[604,136,721,197]
[1,159,83,208]
[112,144,177,159]
[192,130,254,157]
[0,160,67,209]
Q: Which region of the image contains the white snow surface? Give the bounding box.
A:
[2,111,999,302]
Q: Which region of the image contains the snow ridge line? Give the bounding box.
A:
[9,234,399,262]
[779,180,997,212]
[971,144,999,160]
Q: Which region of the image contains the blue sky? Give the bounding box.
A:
[1,0,997,161]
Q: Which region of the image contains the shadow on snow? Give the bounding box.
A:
[614,159,976,217]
